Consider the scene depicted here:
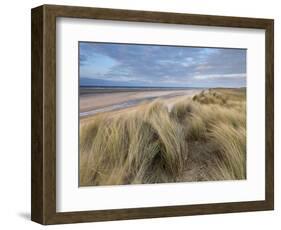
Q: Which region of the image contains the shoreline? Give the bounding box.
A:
[80,89,202,118]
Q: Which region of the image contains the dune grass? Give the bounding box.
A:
[80,88,246,186]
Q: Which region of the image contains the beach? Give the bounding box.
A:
[80,88,201,117]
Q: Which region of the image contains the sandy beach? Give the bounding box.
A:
[80,89,201,117]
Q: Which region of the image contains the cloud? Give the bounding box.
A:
[79,42,246,87]
[194,73,246,80]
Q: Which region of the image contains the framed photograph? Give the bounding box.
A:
[31,4,274,224]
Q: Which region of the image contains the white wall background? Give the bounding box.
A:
[0,0,279,229]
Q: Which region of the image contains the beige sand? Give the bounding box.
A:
[80,89,201,115]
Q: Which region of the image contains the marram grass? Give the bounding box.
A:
[80,88,246,186]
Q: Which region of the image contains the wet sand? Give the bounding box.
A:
[80,89,201,117]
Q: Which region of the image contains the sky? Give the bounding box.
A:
[79,42,246,88]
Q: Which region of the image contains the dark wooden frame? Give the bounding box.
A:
[31,4,274,225]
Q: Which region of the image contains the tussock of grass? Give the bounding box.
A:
[170,97,194,122]
[80,88,246,186]
[208,123,246,180]
[80,101,187,186]
[186,115,207,141]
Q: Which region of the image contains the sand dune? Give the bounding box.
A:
[80,88,246,186]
